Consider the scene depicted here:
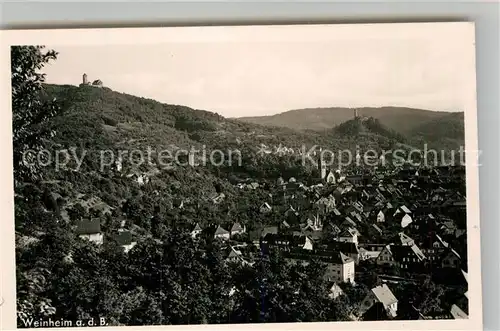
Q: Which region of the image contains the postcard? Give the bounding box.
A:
[0,22,481,331]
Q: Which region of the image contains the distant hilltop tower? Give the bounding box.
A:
[318,147,327,179]
[354,108,359,119]
[82,73,88,85]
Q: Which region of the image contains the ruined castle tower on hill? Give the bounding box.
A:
[80,73,103,88]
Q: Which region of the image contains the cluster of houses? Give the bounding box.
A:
[72,160,467,321]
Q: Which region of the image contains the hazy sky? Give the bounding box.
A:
[43,23,475,117]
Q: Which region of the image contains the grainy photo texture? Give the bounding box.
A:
[8,23,479,329]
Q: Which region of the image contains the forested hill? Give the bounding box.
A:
[237,106,464,136]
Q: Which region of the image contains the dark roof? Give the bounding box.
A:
[371,284,398,307]
[388,244,426,262]
[398,232,414,246]
[75,218,101,235]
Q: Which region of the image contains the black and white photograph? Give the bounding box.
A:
[1,23,481,330]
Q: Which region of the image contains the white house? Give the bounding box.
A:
[112,229,137,253]
[328,283,344,300]
[393,205,412,216]
[398,232,415,246]
[400,214,413,228]
[326,171,337,184]
[376,245,397,267]
[324,252,355,284]
[337,228,358,245]
[302,236,314,250]
[191,223,202,238]
[226,246,244,263]
[377,210,385,223]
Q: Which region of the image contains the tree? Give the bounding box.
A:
[11,46,61,183]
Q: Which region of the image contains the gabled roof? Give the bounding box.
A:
[214,225,229,236]
[231,222,244,232]
[193,223,202,232]
[75,218,101,235]
[329,282,344,294]
[112,230,133,245]
[371,284,398,307]
[398,232,414,246]
[386,244,426,262]
[227,246,242,259]
[337,251,353,264]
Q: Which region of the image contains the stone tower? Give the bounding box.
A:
[82,73,88,85]
[354,108,359,119]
